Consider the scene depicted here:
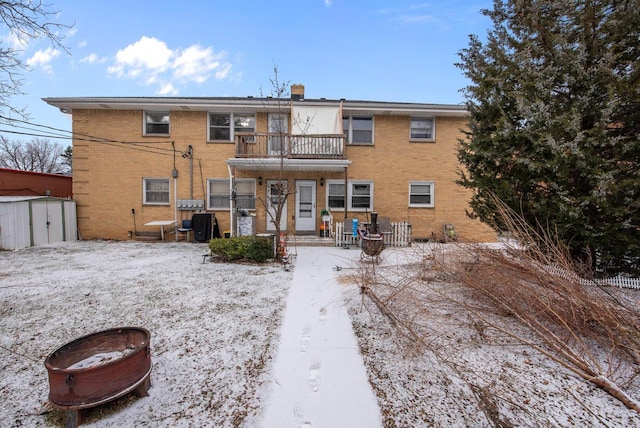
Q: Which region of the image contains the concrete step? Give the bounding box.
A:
[286,235,335,247]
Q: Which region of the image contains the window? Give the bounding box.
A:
[208,179,256,210]
[143,178,170,204]
[410,117,434,141]
[209,113,255,141]
[350,181,373,210]
[327,182,345,210]
[144,111,170,135]
[326,180,374,211]
[409,181,434,207]
[343,116,373,144]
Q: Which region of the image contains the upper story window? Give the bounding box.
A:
[209,113,256,142]
[409,181,435,207]
[144,111,170,135]
[410,117,434,141]
[343,116,373,144]
[208,178,256,210]
[143,178,170,205]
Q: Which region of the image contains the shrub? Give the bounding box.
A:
[208,236,273,263]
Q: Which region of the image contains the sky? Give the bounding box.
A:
[1,0,493,148]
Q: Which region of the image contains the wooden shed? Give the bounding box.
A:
[0,196,77,250]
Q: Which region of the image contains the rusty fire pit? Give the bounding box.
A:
[44,327,152,427]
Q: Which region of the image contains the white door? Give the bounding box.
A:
[266,179,288,231]
[296,180,316,232]
[268,113,289,156]
[32,201,63,245]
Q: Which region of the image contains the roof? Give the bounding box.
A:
[0,168,71,178]
[0,196,73,203]
[42,96,468,118]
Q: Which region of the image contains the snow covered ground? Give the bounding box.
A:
[1,240,639,427]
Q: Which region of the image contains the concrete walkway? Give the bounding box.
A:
[260,246,383,428]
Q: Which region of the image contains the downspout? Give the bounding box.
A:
[172,141,178,225]
[344,167,348,220]
[227,163,235,237]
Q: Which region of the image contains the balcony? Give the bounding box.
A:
[235,133,346,159]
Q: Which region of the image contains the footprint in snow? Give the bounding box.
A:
[319,306,327,323]
[309,361,321,392]
[300,325,311,352]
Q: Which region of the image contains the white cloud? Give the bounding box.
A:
[26,47,61,72]
[108,36,232,94]
[399,14,436,24]
[6,31,26,50]
[324,0,333,6]
[80,53,108,65]
[158,83,178,96]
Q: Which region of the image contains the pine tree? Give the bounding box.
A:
[456,0,640,276]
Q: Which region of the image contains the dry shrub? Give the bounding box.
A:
[448,197,640,412]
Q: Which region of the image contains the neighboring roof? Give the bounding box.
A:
[42,96,468,118]
[0,167,71,178]
[0,196,72,203]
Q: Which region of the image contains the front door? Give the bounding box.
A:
[296,180,316,232]
[266,179,288,231]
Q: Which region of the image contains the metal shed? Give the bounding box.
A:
[0,196,77,250]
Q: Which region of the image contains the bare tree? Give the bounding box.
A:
[255,66,314,260]
[0,136,67,173]
[0,0,72,119]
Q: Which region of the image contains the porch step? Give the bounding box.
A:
[287,235,335,247]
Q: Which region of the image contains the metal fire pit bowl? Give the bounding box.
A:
[44,327,152,427]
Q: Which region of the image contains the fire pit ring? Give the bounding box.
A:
[44,327,152,427]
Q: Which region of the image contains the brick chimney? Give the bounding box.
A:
[291,84,305,100]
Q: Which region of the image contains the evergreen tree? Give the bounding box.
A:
[456,0,640,276]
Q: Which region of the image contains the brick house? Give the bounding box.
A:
[43,85,495,242]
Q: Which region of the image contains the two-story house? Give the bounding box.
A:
[43,84,495,242]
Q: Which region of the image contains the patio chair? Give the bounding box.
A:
[176,218,193,242]
[377,217,393,239]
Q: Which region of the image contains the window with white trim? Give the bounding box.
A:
[410,117,434,141]
[409,181,434,207]
[342,116,373,144]
[326,180,374,211]
[208,113,255,141]
[143,178,170,205]
[350,181,373,210]
[208,179,256,210]
[144,111,170,135]
[326,182,345,210]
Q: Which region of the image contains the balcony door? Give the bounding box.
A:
[266,179,288,231]
[268,113,289,156]
[295,180,316,232]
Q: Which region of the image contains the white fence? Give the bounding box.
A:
[545,264,640,290]
[335,221,412,248]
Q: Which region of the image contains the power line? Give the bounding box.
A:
[0,115,191,158]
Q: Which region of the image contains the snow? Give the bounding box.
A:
[1,240,639,427]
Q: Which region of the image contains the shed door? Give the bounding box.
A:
[32,201,63,245]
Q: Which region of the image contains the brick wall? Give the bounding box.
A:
[71,108,495,242]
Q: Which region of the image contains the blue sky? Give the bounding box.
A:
[3,0,492,147]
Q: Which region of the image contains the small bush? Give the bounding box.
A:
[208,236,273,263]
